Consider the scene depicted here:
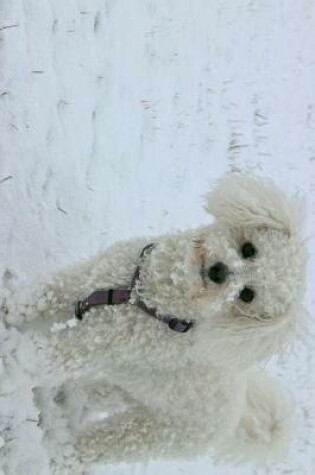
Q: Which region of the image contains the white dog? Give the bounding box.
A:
[28,174,308,469]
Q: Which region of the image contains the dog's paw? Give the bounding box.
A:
[214,372,296,464]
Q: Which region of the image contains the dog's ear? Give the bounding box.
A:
[204,173,305,235]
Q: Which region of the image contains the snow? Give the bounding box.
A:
[1,0,315,474]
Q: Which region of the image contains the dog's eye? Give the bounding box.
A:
[241,242,257,259]
[239,286,255,303]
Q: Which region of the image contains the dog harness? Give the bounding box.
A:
[75,244,194,333]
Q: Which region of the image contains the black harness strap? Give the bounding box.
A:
[74,244,193,333]
[75,289,132,319]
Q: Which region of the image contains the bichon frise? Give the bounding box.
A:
[29,173,308,467]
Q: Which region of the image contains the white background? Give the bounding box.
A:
[0,1,314,474]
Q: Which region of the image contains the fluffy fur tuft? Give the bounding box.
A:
[204,173,305,236]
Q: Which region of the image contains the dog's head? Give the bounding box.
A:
[195,174,308,368]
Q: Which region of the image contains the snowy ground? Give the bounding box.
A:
[1,0,315,474]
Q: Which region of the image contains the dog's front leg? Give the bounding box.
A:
[74,406,162,463]
[74,394,217,463]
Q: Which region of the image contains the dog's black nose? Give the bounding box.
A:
[208,262,229,284]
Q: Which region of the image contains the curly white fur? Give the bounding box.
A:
[26,174,308,470]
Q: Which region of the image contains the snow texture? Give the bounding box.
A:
[0,0,315,474]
